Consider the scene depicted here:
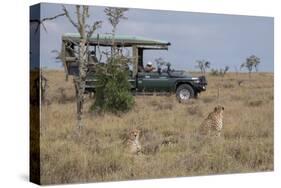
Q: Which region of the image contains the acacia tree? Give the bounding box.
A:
[240,55,261,79]
[195,60,211,75]
[62,5,101,129]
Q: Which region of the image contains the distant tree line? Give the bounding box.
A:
[194,55,261,79]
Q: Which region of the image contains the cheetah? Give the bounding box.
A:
[199,105,224,137]
[125,128,142,155]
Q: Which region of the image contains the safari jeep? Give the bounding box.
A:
[61,33,207,102]
[133,66,207,102]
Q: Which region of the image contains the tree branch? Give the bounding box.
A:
[76,5,83,35]
[62,5,78,29]
[87,21,102,39]
[82,6,89,25]
[30,12,66,33]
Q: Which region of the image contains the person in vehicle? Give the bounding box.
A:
[89,50,98,64]
[144,61,156,72]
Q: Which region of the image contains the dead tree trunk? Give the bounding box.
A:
[73,78,84,128]
[63,5,101,130]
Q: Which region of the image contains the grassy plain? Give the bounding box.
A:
[39,70,273,184]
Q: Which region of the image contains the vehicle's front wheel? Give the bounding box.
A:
[176,84,194,103]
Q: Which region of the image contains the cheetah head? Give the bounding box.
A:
[128,128,140,141]
[214,105,224,113]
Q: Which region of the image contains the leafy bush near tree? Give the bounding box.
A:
[91,56,134,114]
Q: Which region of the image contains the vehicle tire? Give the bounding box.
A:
[176,84,194,103]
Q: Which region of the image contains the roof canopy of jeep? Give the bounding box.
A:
[61,33,171,77]
[62,33,171,49]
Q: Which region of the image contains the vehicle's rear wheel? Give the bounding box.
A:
[176,84,194,103]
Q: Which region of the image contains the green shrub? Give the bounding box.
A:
[91,56,134,114]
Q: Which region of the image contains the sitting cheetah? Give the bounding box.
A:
[126,128,142,155]
[199,105,224,137]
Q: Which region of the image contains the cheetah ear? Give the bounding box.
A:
[214,107,218,111]
[222,106,225,110]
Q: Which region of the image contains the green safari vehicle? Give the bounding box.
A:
[61,33,207,102]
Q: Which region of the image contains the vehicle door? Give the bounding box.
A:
[137,72,171,92]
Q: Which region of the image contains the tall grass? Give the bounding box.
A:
[39,71,273,185]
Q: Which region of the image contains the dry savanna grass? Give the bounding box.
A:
[39,70,273,185]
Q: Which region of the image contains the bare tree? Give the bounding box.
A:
[62,5,102,129]
[104,7,128,54]
[195,60,211,75]
[240,55,261,79]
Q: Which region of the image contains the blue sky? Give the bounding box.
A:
[36,3,274,72]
